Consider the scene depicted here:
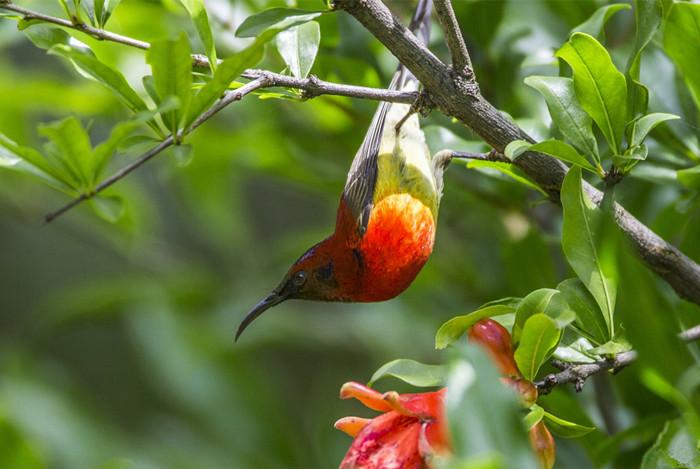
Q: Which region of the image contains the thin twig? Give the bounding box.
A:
[45,77,270,223]
[535,325,700,395]
[432,0,473,77]
[0,3,416,104]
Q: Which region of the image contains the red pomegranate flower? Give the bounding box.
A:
[334,381,449,469]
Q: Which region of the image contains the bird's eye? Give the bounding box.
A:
[292,271,307,286]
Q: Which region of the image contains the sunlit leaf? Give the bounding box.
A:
[627,112,679,148]
[513,288,561,344]
[514,313,561,381]
[524,76,599,161]
[435,305,516,350]
[146,33,193,138]
[524,404,545,430]
[557,33,628,154]
[465,160,546,195]
[561,167,616,337]
[542,411,595,438]
[368,359,447,387]
[177,0,217,71]
[38,116,92,188]
[276,21,320,79]
[571,3,630,39]
[235,8,324,38]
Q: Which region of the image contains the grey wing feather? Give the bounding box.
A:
[341,0,432,237]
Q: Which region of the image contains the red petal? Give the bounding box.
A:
[339,382,393,412]
[339,412,423,469]
[529,421,556,469]
[469,319,520,377]
[396,389,446,419]
[335,417,372,438]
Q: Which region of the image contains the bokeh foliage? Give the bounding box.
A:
[1,0,700,467]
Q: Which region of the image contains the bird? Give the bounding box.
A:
[236,0,450,340]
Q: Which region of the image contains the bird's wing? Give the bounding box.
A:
[341,0,432,240]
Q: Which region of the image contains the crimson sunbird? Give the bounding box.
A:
[237,0,449,340]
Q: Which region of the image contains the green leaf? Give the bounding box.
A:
[447,344,539,469]
[531,140,598,173]
[47,44,152,122]
[514,313,562,381]
[465,160,546,195]
[524,76,599,161]
[664,3,700,108]
[185,44,266,128]
[642,418,700,468]
[572,3,630,39]
[22,24,70,49]
[524,404,545,430]
[0,133,73,193]
[82,0,120,27]
[177,0,217,71]
[368,359,448,387]
[235,8,323,38]
[38,116,93,188]
[542,411,595,438]
[557,278,609,344]
[561,167,616,337]
[626,0,663,117]
[146,33,193,138]
[435,305,516,350]
[677,165,700,190]
[276,21,320,79]
[627,112,680,148]
[90,194,124,222]
[504,139,531,160]
[557,33,628,154]
[91,119,142,183]
[513,288,562,343]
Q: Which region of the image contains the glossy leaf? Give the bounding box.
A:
[466,160,546,195]
[524,76,599,161]
[514,314,561,381]
[235,8,323,38]
[626,0,663,117]
[38,116,92,188]
[513,288,561,344]
[627,112,679,148]
[664,3,700,107]
[557,278,608,344]
[542,411,595,438]
[368,359,448,388]
[146,34,193,137]
[276,21,320,79]
[82,0,120,27]
[435,305,516,350]
[177,0,217,71]
[48,44,151,118]
[524,404,545,430]
[557,33,628,154]
[561,167,616,337]
[572,3,630,39]
[533,140,597,173]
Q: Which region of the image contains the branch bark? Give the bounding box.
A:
[334,0,700,307]
[433,0,473,76]
[535,324,700,394]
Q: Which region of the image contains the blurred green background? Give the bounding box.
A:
[1,0,699,467]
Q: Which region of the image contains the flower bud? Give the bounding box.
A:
[529,421,556,469]
[468,319,520,377]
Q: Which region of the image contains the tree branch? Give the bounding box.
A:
[0,3,417,104]
[45,77,270,222]
[433,0,473,77]
[334,0,700,307]
[535,325,700,395]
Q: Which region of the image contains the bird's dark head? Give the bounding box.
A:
[236,237,358,340]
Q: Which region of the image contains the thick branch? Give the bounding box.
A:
[334,0,700,306]
[433,0,473,76]
[535,325,700,394]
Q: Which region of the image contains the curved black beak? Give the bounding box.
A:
[235,292,288,341]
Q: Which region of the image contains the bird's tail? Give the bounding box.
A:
[391,0,432,91]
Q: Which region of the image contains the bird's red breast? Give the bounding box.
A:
[336,193,436,302]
